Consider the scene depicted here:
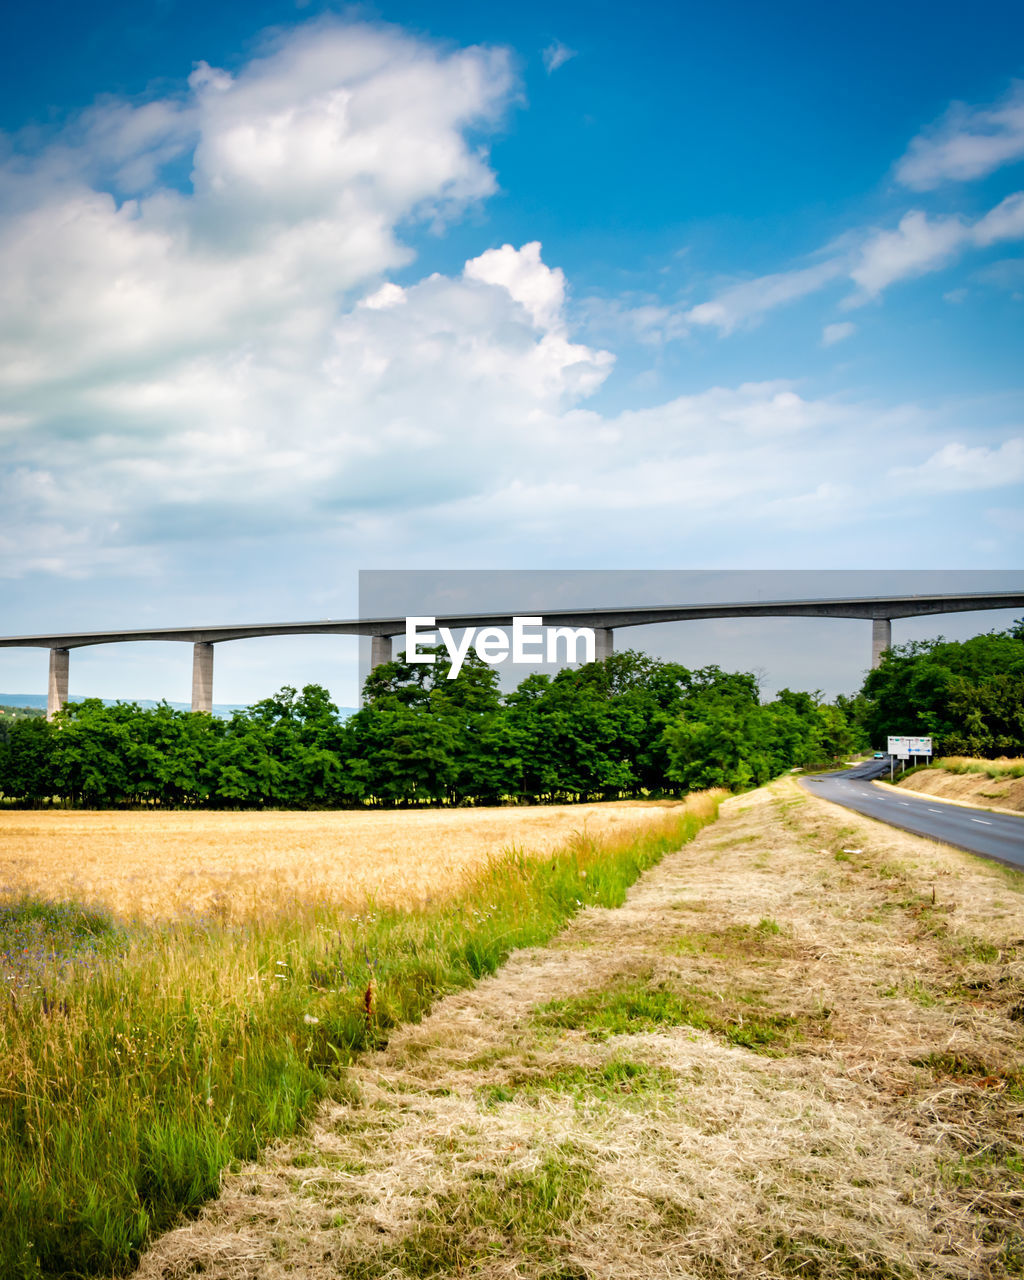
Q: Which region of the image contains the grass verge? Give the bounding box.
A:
[534,975,800,1053]
[0,793,720,1280]
[938,757,1024,779]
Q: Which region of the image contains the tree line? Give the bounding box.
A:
[1,623,1019,808]
[0,650,856,807]
[860,621,1024,757]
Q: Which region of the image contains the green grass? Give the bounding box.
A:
[670,917,789,959]
[746,1234,915,1279]
[382,1143,594,1278]
[877,978,940,1007]
[533,975,799,1053]
[947,933,1002,964]
[0,799,719,1280]
[475,1056,676,1108]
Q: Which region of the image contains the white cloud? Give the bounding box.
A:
[678,85,1024,335]
[686,259,845,333]
[896,81,1024,189]
[361,282,407,310]
[0,17,1021,593]
[0,234,616,576]
[577,296,690,347]
[846,194,1024,301]
[974,191,1024,245]
[888,439,1024,492]
[848,210,970,299]
[684,192,1024,330]
[0,19,515,399]
[821,322,855,346]
[542,41,577,74]
[464,241,568,330]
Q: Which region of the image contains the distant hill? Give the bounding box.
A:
[0,694,356,719]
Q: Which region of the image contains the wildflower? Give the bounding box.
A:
[303,1014,320,1025]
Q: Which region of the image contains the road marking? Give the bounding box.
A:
[970,818,993,826]
[927,808,942,813]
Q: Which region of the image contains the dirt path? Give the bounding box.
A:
[132,779,1024,1280]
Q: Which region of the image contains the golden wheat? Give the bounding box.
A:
[0,801,689,923]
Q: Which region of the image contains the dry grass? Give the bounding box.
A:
[899,760,1024,814]
[130,777,1024,1280]
[0,801,685,923]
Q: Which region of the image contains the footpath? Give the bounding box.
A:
[132,779,1024,1280]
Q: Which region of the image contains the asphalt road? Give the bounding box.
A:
[800,761,1024,870]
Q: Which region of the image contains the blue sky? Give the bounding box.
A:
[1,0,1022,704]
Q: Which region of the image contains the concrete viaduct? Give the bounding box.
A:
[0,591,1021,720]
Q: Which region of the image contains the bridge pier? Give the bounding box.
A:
[47,647,69,721]
[594,627,614,661]
[191,642,214,713]
[871,618,892,669]
[370,634,394,669]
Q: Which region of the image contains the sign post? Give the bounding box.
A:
[886,735,933,778]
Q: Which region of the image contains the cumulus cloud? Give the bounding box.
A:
[896,81,1024,189]
[0,17,1020,590]
[0,19,515,401]
[2,232,616,575]
[465,241,569,330]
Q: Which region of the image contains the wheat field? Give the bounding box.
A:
[0,801,687,923]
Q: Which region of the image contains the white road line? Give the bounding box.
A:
[970,818,993,826]
[927,808,942,813]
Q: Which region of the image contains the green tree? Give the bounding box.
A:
[0,717,56,804]
[861,628,1024,754]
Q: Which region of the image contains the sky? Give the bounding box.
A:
[1,0,1023,705]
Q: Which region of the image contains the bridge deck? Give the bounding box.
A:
[2,591,1022,649]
